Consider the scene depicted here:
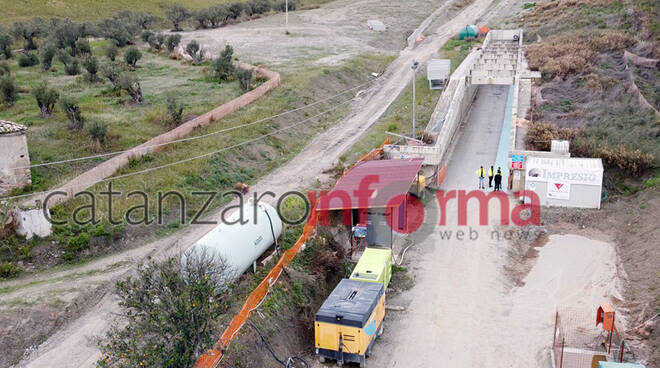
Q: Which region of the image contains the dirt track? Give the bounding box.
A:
[4,0,501,366]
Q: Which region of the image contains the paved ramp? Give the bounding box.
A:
[442,85,510,190]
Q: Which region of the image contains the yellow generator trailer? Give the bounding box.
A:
[315,279,385,367]
[349,247,392,291]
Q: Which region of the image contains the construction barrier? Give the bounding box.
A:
[552,309,626,368]
[194,139,389,368]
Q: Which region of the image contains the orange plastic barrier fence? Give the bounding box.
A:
[194,139,389,368]
[437,164,447,186]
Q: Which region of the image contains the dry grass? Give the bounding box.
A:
[526,30,629,78]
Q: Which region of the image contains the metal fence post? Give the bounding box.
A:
[553,311,558,347]
[559,337,565,368]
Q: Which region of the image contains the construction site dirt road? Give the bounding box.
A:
[8,0,502,367]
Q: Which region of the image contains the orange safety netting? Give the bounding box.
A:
[194,138,389,368]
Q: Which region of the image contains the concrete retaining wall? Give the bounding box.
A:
[22,63,280,208]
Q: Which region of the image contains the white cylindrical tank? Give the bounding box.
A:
[182,201,283,278]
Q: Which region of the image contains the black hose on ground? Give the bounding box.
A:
[246,320,308,368]
[264,208,280,257]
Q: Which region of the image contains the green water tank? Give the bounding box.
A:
[459,25,479,40]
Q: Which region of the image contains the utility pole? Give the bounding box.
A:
[285,0,289,34]
[411,60,419,139]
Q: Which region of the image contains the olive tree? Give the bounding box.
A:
[228,2,245,19]
[101,63,121,89]
[185,40,205,64]
[166,94,184,125]
[235,68,253,92]
[59,94,84,130]
[40,43,57,70]
[165,5,190,32]
[212,45,235,81]
[11,18,45,50]
[57,50,81,75]
[105,42,118,61]
[0,76,17,105]
[193,10,211,29]
[124,46,142,68]
[165,34,182,53]
[97,251,232,368]
[83,55,100,82]
[32,81,59,117]
[118,72,143,104]
[134,12,157,30]
[208,5,230,28]
[0,26,12,59]
[50,18,86,55]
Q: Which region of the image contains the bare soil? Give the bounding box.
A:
[510,188,660,366]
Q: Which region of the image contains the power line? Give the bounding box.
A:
[3,98,353,201]
[16,78,378,170]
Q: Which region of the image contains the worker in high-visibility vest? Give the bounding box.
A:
[476,166,486,189]
[488,166,494,188]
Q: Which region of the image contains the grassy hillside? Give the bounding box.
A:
[519,0,660,185]
[0,0,329,25]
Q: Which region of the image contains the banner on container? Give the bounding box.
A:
[547,181,570,200]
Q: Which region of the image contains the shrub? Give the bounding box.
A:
[40,43,57,70]
[11,19,45,50]
[58,50,81,75]
[165,5,190,31]
[59,94,84,129]
[64,233,89,260]
[572,136,654,176]
[235,68,253,92]
[0,262,20,279]
[165,34,182,53]
[185,40,205,64]
[208,5,230,27]
[32,81,59,117]
[101,63,121,89]
[82,55,99,82]
[18,52,39,67]
[166,94,184,125]
[76,38,91,55]
[247,0,272,15]
[105,42,119,61]
[98,253,232,368]
[228,2,245,19]
[0,61,9,76]
[276,0,296,12]
[87,119,108,145]
[118,72,144,103]
[124,46,142,68]
[0,27,12,59]
[525,121,577,151]
[0,76,17,105]
[147,33,166,51]
[212,45,235,80]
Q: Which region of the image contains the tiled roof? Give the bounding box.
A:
[0,120,27,135]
